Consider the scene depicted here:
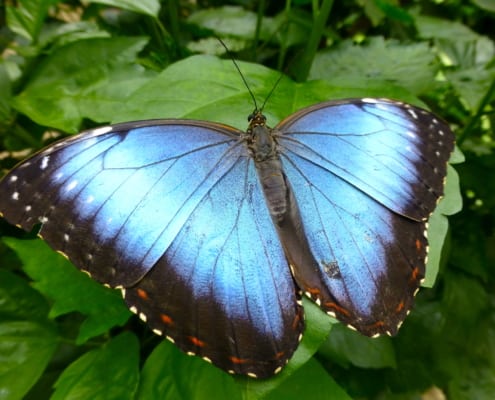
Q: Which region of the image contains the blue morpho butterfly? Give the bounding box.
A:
[0,60,454,379]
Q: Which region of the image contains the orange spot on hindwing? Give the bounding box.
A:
[291,312,301,330]
[410,267,421,282]
[370,321,385,330]
[307,287,320,296]
[230,356,249,365]
[188,336,205,347]
[160,314,173,326]
[324,302,351,317]
[137,288,149,301]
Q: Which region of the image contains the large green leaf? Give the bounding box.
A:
[51,332,140,400]
[0,271,57,400]
[188,6,274,40]
[472,0,495,11]
[138,341,240,400]
[119,54,424,129]
[3,238,130,344]
[263,358,351,400]
[309,37,438,95]
[13,37,155,132]
[0,321,57,400]
[318,324,396,369]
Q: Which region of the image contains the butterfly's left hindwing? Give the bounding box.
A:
[124,155,304,378]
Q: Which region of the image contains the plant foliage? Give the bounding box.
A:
[0,0,494,399]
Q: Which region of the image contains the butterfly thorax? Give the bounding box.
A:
[246,111,289,223]
[246,111,276,162]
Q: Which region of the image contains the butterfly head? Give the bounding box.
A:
[247,110,267,127]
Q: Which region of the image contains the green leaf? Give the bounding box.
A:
[415,15,482,41]
[118,55,280,129]
[360,0,414,26]
[138,341,240,400]
[2,238,130,343]
[52,332,140,400]
[281,299,335,377]
[472,0,495,12]
[85,0,161,17]
[38,21,112,50]
[448,363,495,400]
[188,6,274,40]
[0,321,57,400]
[13,37,155,132]
[264,358,352,400]
[423,163,463,287]
[420,17,494,71]
[6,0,55,42]
[447,66,495,111]
[119,54,419,131]
[446,312,495,400]
[360,0,386,26]
[0,270,57,400]
[273,9,313,48]
[0,269,50,322]
[443,273,489,328]
[309,37,438,95]
[318,324,396,369]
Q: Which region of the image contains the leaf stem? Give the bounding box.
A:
[290,0,334,82]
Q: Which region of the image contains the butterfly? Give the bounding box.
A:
[0,96,454,378]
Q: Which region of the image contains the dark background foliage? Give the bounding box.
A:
[0,0,494,399]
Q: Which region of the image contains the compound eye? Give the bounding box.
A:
[247,113,254,122]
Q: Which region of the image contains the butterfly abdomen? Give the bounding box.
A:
[254,156,289,223]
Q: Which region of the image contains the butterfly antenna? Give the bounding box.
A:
[259,71,284,112]
[216,37,259,111]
